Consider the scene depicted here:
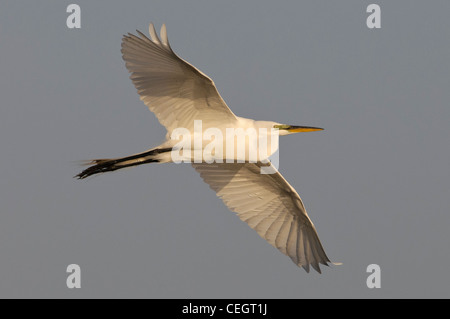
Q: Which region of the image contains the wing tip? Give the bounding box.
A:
[160,23,170,47]
[148,22,160,44]
[299,258,342,274]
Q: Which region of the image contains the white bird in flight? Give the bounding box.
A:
[76,23,337,273]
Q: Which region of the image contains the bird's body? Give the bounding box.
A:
[77,23,337,273]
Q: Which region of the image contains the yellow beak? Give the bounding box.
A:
[287,125,324,133]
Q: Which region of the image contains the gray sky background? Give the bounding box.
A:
[0,1,449,298]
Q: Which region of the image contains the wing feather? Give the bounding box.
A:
[121,23,237,132]
[192,162,332,273]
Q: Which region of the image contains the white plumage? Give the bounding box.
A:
[77,23,337,273]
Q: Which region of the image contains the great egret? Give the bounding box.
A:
[76,23,337,273]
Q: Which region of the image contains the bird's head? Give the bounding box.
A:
[274,124,324,136]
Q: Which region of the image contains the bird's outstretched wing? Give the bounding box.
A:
[121,23,237,132]
[192,162,332,273]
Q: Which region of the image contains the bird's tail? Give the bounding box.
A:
[75,147,172,179]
